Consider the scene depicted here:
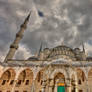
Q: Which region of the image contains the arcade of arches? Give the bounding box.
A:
[0,65,92,92]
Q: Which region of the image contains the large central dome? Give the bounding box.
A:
[47,45,76,61]
[28,44,87,61]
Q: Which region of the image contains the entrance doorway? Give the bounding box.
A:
[57,83,65,92]
[54,72,65,92]
[57,86,65,92]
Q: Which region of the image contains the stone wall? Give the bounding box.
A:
[0,63,92,92]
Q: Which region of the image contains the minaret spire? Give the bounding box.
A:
[82,42,85,53]
[38,42,43,57]
[4,12,31,62]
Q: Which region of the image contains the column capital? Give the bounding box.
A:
[66,78,71,85]
[48,78,54,92]
[48,78,54,87]
[65,79,71,92]
[42,80,47,87]
[41,80,47,92]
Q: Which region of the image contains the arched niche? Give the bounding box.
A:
[88,68,92,91]
[76,68,86,84]
[76,68,86,92]
[50,69,68,80]
[88,68,92,78]
[16,68,33,87]
[54,72,65,83]
[35,68,47,92]
[0,68,16,86]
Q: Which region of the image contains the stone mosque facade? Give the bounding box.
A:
[0,12,92,92]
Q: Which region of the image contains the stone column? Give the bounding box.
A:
[31,80,35,92]
[73,79,78,92]
[86,79,89,92]
[41,80,47,92]
[66,79,71,92]
[54,83,57,92]
[48,79,54,92]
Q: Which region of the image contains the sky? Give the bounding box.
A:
[0,0,92,61]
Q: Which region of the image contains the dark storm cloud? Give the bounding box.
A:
[22,0,92,54]
[0,0,92,61]
[0,0,34,60]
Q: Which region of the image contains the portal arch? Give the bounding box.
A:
[35,68,48,92]
[50,68,68,79]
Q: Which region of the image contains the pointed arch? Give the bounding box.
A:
[88,68,92,77]
[88,68,92,91]
[76,68,86,91]
[16,68,33,86]
[54,72,65,83]
[35,68,48,92]
[0,68,16,86]
[0,68,16,80]
[76,68,86,82]
[50,68,68,80]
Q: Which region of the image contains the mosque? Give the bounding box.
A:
[0,12,92,92]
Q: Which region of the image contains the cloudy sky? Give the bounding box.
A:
[0,0,92,61]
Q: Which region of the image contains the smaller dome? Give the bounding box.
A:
[44,48,49,50]
[28,56,38,61]
[86,57,92,61]
[43,48,50,55]
[74,48,80,51]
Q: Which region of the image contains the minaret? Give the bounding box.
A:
[4,12,31,62]
[38,42,43,57]
[82,43,85,53]
[82,42,86,61]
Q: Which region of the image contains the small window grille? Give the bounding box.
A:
[23,91,27,92]
[10,80,14,85]
[15,91,19,92]
[25,80,29,85]
[18,80,21,85]
[79,90,83,92]
[7,91,10,92]
[2,80,6,85]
